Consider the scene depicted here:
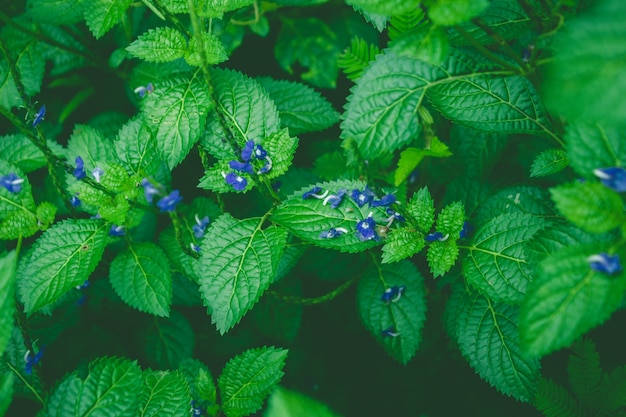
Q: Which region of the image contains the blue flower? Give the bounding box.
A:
[356,213,379,242]
[74,156,86,180]
[323,189,346,209]
[191,400,205,417]
[381,285,406,303]
[75,280,90,290]
[134,82,154,98]
[32,105,46,127]
[92,167,104,183]
[70,194,81,207]
[228,160,254,174]
[588,253,622,275]
[371,194,396,208]
[381,327,400,338]
[459,221,472,239]
[141,178,160,203]
[257,156,272,174]
[254,144,268,159]
[593,167,626,192]
[192,215,210,238]
[109,224,125,237]
[425,232,449,242]
[241,140,255,162]
[351,187,375,207]
[0,173,24,193]
[24,347,45,375]
[190,243,201,253]
[302,186,328,200]
[319,227,348,239]
[385,208,405,224]
[224,172,247,191]
[157,190,183,212]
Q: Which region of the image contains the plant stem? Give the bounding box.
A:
[5,361,45,404]
[268,275,359,305]
[453,26,521,73]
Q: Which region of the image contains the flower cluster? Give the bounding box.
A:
[381,285,406,303]
[351,186,396,209]
[593,167,626,192]
[356,213,379,242]
[141,179,183,212]
[588,253,622,275]
[0,173,24,193]
[223,140,272,191]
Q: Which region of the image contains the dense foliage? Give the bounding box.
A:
[1,0,625,416]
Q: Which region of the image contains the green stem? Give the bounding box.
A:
[454,26,521,73]
[268,274,359,305]
[5,361,45,404]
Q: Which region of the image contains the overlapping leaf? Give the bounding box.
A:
[126,27,187,63]
[0,160,36,220]
[140,370,191,417]
[185,32,228,66]
[67,124,119,167]
[0,134,48,173]
[530,149,569,177]
[115,117,162,178]
[472,185,555,226]
[84,0,133,39]
[564,123,626,179]
[0,251,15,357]
[345,0,420,15]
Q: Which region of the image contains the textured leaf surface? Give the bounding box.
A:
[265,386,342,417]
[185,32,228,66]
[126,27,187,62]
[44,373,81,417]
[345,0,420,15]
[140,370,191,417]
[406,186,435,231]
[84,0,132,39]
[530,149,569,177]
[520,245,626,358]
[0,134,47,173]
[463,213,546,304]
[381,229,425,264]
[115,117,162,178]
[534,378,582,417]
[218,347,288,417]
[256,77,339,135]
[0,160,36,220]
[472,185,554,226]
[16,219,108,314]
[451,284,540,402]
[67,124,119,167]
[427,240,459,277]
[0,251,15,357]
[337,37,381,81]
[390,25,450,64]
[199,214,287,333]
[141,72,211,169]
[357,260,426,364]
[564,123,626,179]
[76,356,142,416]
[145,310,195,369]
[429,0,489,26]
[110,242,172,317]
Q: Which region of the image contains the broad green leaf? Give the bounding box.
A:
[357,260,427,364]
[178,359,217,404]
[406,186,435,232]
[271,180,387,253]
[0,160,36,220]
[109,242,172,317]
[83,0,133,39]
[451,284,541,402]
[26,0,85,24]
[140,370,191,417]
[394,138,452,186]
[199,214,287,333]
[436,201,465,236]
[0,134,47,173]
[200,0,254,18]
[427,240,459,277]
[449,125,508,177]
[126,27,187,63]
[67,124,119,167]
[337,37,381,81]
[564,123,626,179]
[520,245,626,358]
[0,371,13,416]
[16,219,108,314]
[256,77,340,135]
[261,128,298,181]
[43,373,82,416]
[543,0,626,125]
[463,213,546,303]
[390,25,450,64]
[115,117,163,179]
[145,310,194,369]
[197,160,253,194]
[345,0,420,16]
[381,229,425,263]
[551,182,625,233]
[218,346,288,417]
[185,32,229,66]
[428,0,489,26]
[352,5,388,33]
[530,149,569,177]
[534,378,581,417]
[472,185,555,226]
[211,68,280,144]
[525,223,603,264]
[0,251,16,357]
[141,72,211,169]
[264,386,343,417]
[76,356,143,416]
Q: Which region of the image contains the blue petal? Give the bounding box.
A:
[594,167,626,192]
[241,140,255,162]
[156,190,183,212]
[32,105,46,127]
[228,160,254,174]
[588,253,622,275]
[225,172,247,191]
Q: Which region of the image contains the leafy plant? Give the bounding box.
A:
[0,0,625,416]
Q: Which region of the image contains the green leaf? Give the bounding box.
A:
[115,117,163,179]
[158,228,202,283]
[345,0,420,16]
[550,182,625,233]
[450,284,541,403]
[472,185,555,226]
[0,251,15,357]
[388,8,425,41]
[67,124,119,167]
[126,27,187,63]
[141,71,212,169]
[436,200,465,236]
[428,0,489,26]
[271,180,387,253]
[0,134,47,173]
[16,219,109,314]
[211,68,280,144]
[381,229,426,263]
[337,37,381,81]
[178,358,217,404]
[26,0,85,24]
[0,371,13,416]
[394,138,452,186]
[543,0,626,125]
[140,370,191,417]
[534,378,583,417]
[564,123,626,179]
[261,128,299,180]
[145,310,195,369]
[199,214,287,333]
[406,186,435,232]
[449,125,508,177]
[530,149,569,177]
[525,223,603,264]
[185,32,229,66]
[568,339,603,411]
[256,77,339,135]
[357,260,427,364]
[463,213,546,304]
[84,0,132,39]
[264,386,343,417]
[199,0,254,18]
[43,373,82,416]
[520,244,626,358]
[76,356,143,416]
[218,346,288,417]
[390,25,450,64]
[109,242,172,317]
[427,240,459,277]
[0,160,36,220]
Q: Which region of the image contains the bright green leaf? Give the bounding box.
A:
[185,32,229,66]
[0,134,47,173]
[0,160,36,221]
[66,124,119,168]
[43,373,81,416]
[564,123,626,179]
[126,27,187,63]
[0,251,16,357]
[140,370,191,417]
[427,240,459,277]
[530,149,569,177]
[406,186,435,232]
[337,37,381,81]
[381,229,425,263]
[84,0,132,39]
[264,386,343,417]
[0,371,13,416]
[26,0,85,24]
[115,117,163,179]
[428,0,489,26]
[390,25,450,64]
[394,138,452,186]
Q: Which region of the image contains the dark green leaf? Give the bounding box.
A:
[145,310,195,369]
[84,0,132,39]
[140,370,191,417]
[530,149,569,177]
[428,0,489,26]
[0,251,16,357]
[564,123,626,179]
[265,386,343,417]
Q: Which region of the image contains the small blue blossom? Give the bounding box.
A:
[24,347,45,375]
[302,186,329,200]
[92,167,104,183]
[257,156,272,174]
[32,105,46,127]
[460,221,473,239]
[192,215,210,238]
[385,208,405,225]
[253,144,268,159]
[109,224,125,237]
[381,327,400,338]
[381,285,406,303]
[228,160,254,174]
[224,172,247,191]
[319,227,348,239]
[323,189,347,209]
[241,140,255,162]
[75,280,90,290]
[134,82,154,98]
[191,400,205,417]
[356,213,379,242]
[425,232,449,242]
[0,173,24,193]
[74,156,86,180]
[141,178,160,203]
[588,253,622,275]
[371,194,396,208]
[593,167,626,192]
[157,190,183,212]
[190,243,201,253]
[351,187,375,208]
[70,194,81,207]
